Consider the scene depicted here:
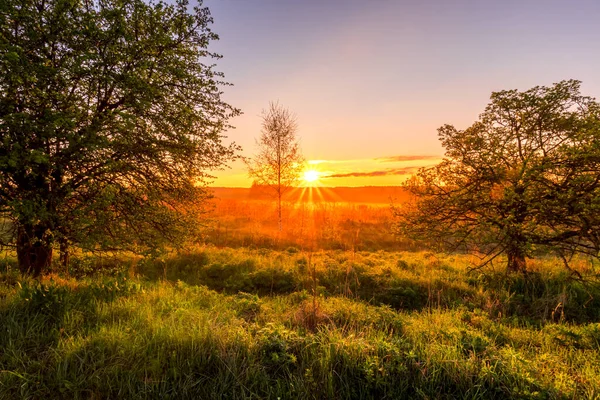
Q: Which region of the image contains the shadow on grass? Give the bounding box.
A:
[138,251,600,324]
[0,277,143,378]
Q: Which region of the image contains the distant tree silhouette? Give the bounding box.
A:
[0,0,240,275]
[395,80,600,273]
[245,102,304,231]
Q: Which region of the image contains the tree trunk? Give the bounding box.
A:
[16,225,53,277]
[59,236,70,273]
[277,132,282,232]
[506,249,526,273]
[506,189,527,273]
[278,191,282,232]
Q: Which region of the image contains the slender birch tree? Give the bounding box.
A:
[246,102,304,231]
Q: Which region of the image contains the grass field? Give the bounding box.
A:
[204,197,406,251]
[1,247,600,399]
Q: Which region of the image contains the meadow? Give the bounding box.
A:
[1,196,600,399]
[3,0,600,397]
[203,188,408,252]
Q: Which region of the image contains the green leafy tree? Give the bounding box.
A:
[245,102,304,231]
[395,80,600,273]
[0,0,240,275]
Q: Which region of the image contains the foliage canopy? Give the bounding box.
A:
[0,0,240,274]
[395,80,600,273]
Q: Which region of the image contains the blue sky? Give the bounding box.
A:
[201,0,600,186]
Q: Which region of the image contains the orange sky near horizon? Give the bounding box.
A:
[203,0,600,188]
[211,155,443,188]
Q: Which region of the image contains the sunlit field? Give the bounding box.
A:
[2,192,600,399]
[2,187,600,398]
[203,186,413,251]
[206,199,400,251]
[2,0,600,398]
[1,245,600,399]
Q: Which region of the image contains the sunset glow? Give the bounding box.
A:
[4,0,600,396]
[302,169,320,185]
[205,1,600,188]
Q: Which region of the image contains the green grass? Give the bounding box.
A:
[1,248,599,399]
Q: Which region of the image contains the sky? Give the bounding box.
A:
[201,0,600,187]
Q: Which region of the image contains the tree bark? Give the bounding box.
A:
[506,248,526,273]
[59,236,70,272]
[16,225,53,277]
[278,190,282,232]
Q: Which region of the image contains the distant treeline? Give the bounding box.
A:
[210,186,411,204]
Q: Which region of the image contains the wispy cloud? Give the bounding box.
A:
[325,167,419,178]
[308,159,367,165]
[375,155,441,163]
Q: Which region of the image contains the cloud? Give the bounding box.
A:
[375,155,441,163]
[325,167,419,178]
[307,158,366,165]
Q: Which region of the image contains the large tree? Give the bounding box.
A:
[245,102,304,231]
[395,80,600,273]
[0,0,240,275]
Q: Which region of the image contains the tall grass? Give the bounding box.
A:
[1,248,599,398]
[204,199,407,251]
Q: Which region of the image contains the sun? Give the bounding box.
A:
[303,169,320,185]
